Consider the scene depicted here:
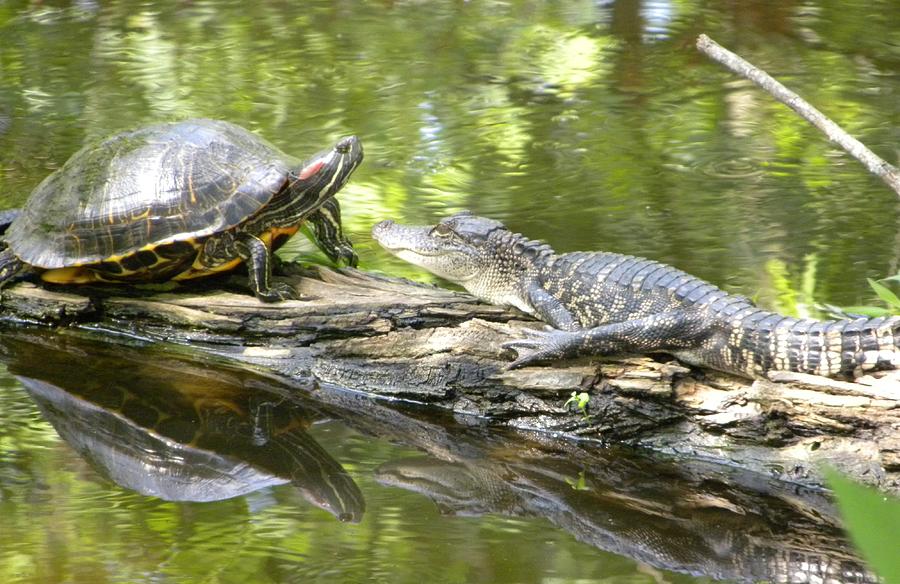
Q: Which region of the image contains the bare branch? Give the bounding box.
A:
[696,34,900,196]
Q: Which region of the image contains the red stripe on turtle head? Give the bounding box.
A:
[298,160,325,180]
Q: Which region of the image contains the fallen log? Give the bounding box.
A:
[1,265,898,495]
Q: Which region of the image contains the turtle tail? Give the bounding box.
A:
[0,248,24,288]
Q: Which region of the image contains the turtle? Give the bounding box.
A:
[0,118,363,302]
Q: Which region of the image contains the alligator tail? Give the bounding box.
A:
[731,310,900,378]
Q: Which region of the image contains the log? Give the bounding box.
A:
[1,265,898,496]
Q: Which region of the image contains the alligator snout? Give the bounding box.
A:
[371,219,396,243]
[371,219,435,254]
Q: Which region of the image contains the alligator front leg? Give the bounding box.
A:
[503,309,709,369]
[525,282,579,331]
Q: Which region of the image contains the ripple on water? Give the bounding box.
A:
[698,155,766,180]
[662,146,768,182]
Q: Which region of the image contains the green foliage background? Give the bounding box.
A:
[0,0,898,582]
[0,0,898,310]
[826,470,900,584]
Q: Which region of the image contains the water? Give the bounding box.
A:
[0,0,898,582]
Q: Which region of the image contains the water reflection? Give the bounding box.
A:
[298,386,879,584]
[375,448,876,584]
[0,328,883,582]
[2,331,364,522]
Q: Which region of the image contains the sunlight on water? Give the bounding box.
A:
[0,0,897,581]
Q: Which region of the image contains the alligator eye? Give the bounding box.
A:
[431,223,454,237]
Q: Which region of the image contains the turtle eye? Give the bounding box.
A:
[431,223,454,238]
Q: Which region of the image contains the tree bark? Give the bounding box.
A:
[1,265,898,495]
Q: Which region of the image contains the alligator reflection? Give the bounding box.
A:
[2,331,364,522]
[373,437,877,583]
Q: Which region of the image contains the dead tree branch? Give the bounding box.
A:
[697,33,900,196]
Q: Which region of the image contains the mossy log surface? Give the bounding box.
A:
[1,265,898,495]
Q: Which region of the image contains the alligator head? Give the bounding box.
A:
[372,211,550,314]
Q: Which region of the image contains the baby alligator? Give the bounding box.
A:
[373,212,900,379]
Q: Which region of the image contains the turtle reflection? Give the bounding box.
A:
[6,333,364,522]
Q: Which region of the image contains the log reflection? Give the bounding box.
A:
[371,431,878,583]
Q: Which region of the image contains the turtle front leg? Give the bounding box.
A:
[307,199,358,267]
[235,232,300,302]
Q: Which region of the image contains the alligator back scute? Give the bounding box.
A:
[570,251,900,378]
[547,253,689,324]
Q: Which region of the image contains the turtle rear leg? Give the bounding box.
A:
[235,232,301,302]
[0,248,25,288]
[0,208,20,236]
[307,199,358,267]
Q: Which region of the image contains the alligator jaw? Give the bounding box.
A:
[372,219,481,283]
[372,220,442,257]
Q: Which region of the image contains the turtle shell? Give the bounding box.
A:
[6,119,299,269]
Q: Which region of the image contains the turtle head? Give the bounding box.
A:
[288,135,364,212]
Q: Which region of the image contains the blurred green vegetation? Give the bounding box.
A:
[0,0,898,305]
[863,277,900,315]
[826,470,900,584]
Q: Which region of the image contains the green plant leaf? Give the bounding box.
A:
[564,471,590,491]
[837,305,894,318]
[825,469,900,583]
[867,278,900,310]
[576,392,590,409]
[879,274,900,284]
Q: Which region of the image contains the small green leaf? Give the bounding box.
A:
[576,392,590,409]
[825,469,900,583]
[564,471,590,491]
[564,391,591,420]
[868,278,900,310]
[879,273,900,284]
[838,305,894,318]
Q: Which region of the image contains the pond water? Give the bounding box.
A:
[0,0,898,582]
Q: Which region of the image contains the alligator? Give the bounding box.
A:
[372,212,900,379]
